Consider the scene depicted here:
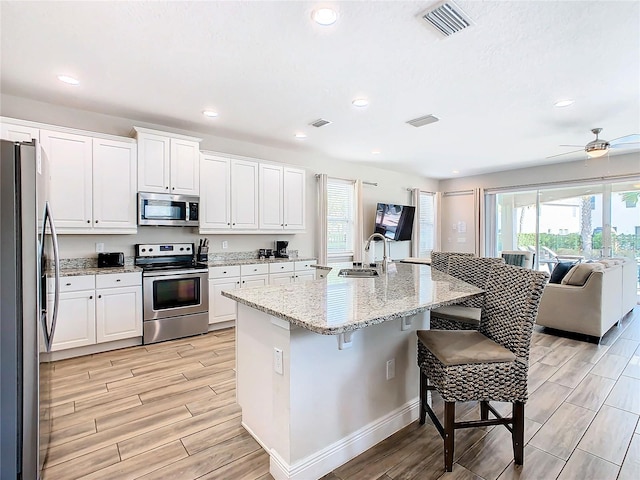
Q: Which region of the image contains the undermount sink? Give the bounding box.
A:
[337,268,379,278]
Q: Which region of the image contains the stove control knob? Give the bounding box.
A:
[141,248,146,252]
[186,247,191,251]
[180,247,184,251]
[149,248,154,252]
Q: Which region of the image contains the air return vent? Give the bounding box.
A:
[310,119,332,128]
[406,114,439,128]
[421,1,473,37]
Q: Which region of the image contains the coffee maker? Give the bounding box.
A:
[275,240,289,258]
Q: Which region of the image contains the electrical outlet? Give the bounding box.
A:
[274,348,283,375]
[95,242,105,253]
[222,241,228,249]
[386,358,395,380]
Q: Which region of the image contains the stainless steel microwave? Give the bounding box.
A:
[138,192,199,226]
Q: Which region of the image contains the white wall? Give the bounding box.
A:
[1,94,438,259]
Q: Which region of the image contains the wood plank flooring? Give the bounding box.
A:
[43,307,640,480]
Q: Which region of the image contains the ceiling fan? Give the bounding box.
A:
[547,128,640,159]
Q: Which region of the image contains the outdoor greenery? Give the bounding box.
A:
[518,232,640,257]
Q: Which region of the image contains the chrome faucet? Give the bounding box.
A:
[364,233,390,272]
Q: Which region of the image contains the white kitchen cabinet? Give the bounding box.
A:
[259,164,305,231]
[92,138,137,231]
[208,266,241,325]
[40,130,137,234]
[134,127,201,195]
[200,155,259,232]
[95,272,142,343]
[241,274,269,288]
[40,130,93,230]
[270,272,295,285]
[295,271,316,283]
[231,159,259,229]
[48,275,96,351]
[1,121,39,142]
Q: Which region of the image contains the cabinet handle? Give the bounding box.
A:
[281,224,284,226]
[116,279,121,282]
[89,295,93,299]
[242,280,245,284]
[236,281,240,285]
[253,269,257,272]
[65,282,71,286]
[227,223,230,226]
[98,295,102,298]
[165,186,169,190]
[95,220,98,223]
[87,220,90,224]
[223,271,227,274]
[285,224,288,226]
[232,223,236,226]
[172,187,175,190]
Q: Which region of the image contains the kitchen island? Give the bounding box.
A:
[222,262,482,480]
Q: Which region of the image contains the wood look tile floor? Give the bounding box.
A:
[43,308,640,480]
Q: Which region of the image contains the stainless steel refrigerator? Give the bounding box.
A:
[1,139,60,479]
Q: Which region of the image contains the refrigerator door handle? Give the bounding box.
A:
[40,201,60,351]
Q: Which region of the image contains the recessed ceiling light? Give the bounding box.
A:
[312,8,338,26]
[554,99,574,107]
[57,75,79,85]
[295,133,307,139]
[202,110,218,118]
[371,150,381,155]
[452,170,459,174]
[352,98,369,108]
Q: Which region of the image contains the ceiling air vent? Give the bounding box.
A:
[406,114,439,128]
[421,1,473,37]
[310,118,332,128]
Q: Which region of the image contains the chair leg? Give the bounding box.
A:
[512,401,525,465]
[480,401,489,420]
[444,401,455,472]
[419,370,427,425]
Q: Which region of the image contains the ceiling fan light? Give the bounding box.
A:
[586,147,609,158]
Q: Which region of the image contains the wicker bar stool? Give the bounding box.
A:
[430,256,505,331]
[429,251,474,273]
[417,263,549,472]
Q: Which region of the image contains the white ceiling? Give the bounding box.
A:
[1,1,639,179]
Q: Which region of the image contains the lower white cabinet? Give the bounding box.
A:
[49,272,142,351]
[49,289,96,351]
[96,285,142,343]
[270,272,294,285]
[209,277,241,324]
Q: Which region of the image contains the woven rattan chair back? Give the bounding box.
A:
[479,263,549,361]
[446,256,506,309]
[430,251,474,273]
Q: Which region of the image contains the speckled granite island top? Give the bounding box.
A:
[222,262,482,335]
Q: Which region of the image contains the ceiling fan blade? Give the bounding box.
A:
[610,141,640,148]
[610,134,640,145]
[546,149,583,159]
[559,144,584,147]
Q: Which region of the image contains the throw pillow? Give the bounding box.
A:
[549,261,576,284]
[561,263,604,286]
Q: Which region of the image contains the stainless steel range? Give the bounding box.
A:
[135,243,209,344]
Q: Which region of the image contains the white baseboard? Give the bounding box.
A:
[268,397,420,480]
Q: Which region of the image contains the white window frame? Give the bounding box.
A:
[327,177,356,260]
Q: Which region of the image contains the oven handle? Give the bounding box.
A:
[143,268,209,277]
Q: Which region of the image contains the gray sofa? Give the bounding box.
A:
[536,257,638,340]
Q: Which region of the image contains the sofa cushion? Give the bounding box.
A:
[597,259,624,268]
[561,262,604,286]
[549,261,576,284]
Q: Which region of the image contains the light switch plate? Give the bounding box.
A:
[95,242,105,253]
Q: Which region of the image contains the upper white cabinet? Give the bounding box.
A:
[134,127,201,195]
[200,154,259,232]
[259,164,305,230]
[1,121,39,142]
[40,130,137,234]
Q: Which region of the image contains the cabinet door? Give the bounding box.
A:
[49,291,96,351]
[295,272,316,283]
[242,274,269,288]
[95,286,142,343]
[137,132,170,193]
[231,159,259,229]
[40,130,93,230]
[170,138,200,195]
[92,139,137,232]
[209,278,240,324]
[1,122,39,142]
[259,163,283,230]
[283,167,305,230]
[269,272,294,285]
[200,154,232,230]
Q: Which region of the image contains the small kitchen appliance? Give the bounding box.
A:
[98,252,125,268]
[135,243,209,344]
[275,240,289,258]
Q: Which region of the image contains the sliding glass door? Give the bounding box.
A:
[486,178,639,293]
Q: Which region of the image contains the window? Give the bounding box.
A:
[418,191,435,257]
[327,178,355,258]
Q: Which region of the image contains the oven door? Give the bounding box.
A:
[143,270,208,321]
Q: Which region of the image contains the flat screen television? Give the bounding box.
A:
[374,203,415,241]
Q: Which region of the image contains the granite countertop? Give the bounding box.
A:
[221,262,482,335]
[207,256,316,267]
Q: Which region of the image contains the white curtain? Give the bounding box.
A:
[411,188,420,257]
[317,174,328,265]
[353,180,365,263]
